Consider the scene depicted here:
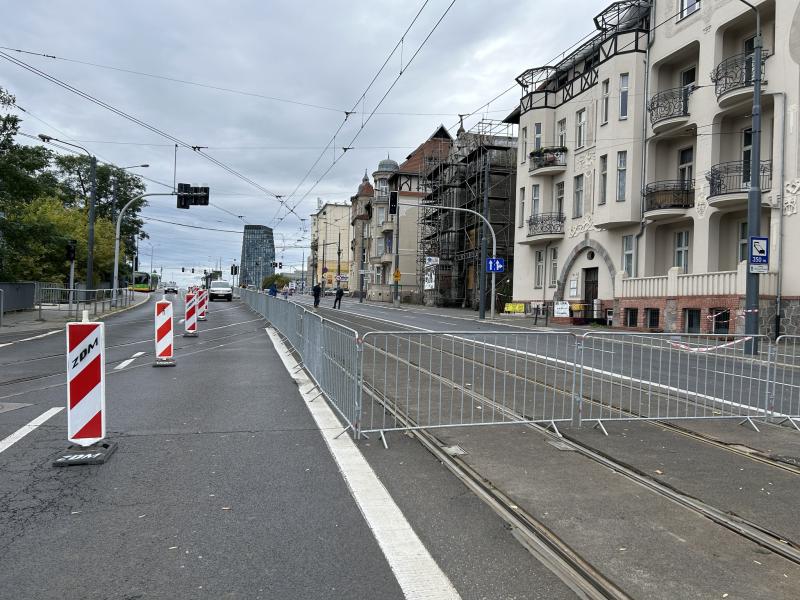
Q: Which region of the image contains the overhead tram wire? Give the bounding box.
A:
[278,0,458,225]
[0,49,288,213]
[270,0,433,224]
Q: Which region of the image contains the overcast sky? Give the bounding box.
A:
[2,0,599,285]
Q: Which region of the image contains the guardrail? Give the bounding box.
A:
[36,287,135,320]
[239,287,800,439]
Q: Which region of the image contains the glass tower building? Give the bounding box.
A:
[239,225,275,287]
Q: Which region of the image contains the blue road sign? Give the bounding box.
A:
[749,237,769,264]
[486,257,505,273]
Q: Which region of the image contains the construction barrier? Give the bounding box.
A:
[184,292,198,337]
[198,289,208,321]
[66,321,106,446]
[154,300,176,366]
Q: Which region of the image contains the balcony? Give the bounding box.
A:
[711,52,768,109]
[706,160,772,210]
[643,180,694,220]
[520,213,565,244]
[380,219,394,233]
[369,252,393,265]
[528,147,567,175]
[648,86,693,133]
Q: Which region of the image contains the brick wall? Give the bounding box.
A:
[616,295,742,333]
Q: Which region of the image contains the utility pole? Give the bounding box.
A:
[336,232,342,285]
[741,0,762,351]
[478,150,489,320]
[392,191,400,307]
[86,154,97,291]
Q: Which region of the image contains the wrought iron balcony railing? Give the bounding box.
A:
[527,212,566,236]
[643,180,695,212]
[529,148,567,171]
[706,160,772,197]
[711,52,768,98]
[647,86,693,126]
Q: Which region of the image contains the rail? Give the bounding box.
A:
[527,212,566,237]
[36,287,134,320]
[706,160,772,198]
[643,180,695,212]
[647,86,692,126]
[711,51,768,98]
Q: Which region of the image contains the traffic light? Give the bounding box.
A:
[389,190,398,215]
[177,183,191,209]
[191,268,195,273]
[65,240,76,262]
[230,265,239,276]
[278,262,283,269]
[182,267,185,272]
[192,186,210,206]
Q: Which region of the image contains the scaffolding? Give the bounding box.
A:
[417,119,517,308]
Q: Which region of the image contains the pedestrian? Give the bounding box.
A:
[268,283,278,297]
[282,286,289,299]
[312,283,322,308]
[333,286,344,309]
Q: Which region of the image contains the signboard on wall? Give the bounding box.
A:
[424,268,435,290]
[554,301,570,317]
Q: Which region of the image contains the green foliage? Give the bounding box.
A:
[0,85,148,284]
[261,274,291,290]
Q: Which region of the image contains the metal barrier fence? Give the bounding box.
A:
[239,288,362,433]
[237,287,800,439]
[37,287,134,320]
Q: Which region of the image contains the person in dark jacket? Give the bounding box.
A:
[333,286,344,309]
[312,283,322,307]
[268,283,278,297]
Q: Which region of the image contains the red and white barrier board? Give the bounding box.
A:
[154,300,175,364]
[66,322,106,447]
[198,289,208,321]
[184,292,198,336]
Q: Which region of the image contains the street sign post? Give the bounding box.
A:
[749,236,769,274]
[486,257,505,273]
[393,269,401,282]
[425,256,440,267]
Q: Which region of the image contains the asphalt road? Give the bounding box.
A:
[0,295,576,600]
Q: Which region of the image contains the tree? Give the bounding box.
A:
[261,274,290,290]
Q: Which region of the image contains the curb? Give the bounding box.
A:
[96,292,151,321]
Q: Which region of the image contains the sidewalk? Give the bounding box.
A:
[0,292,150,335]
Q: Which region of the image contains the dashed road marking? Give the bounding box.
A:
[0,407,63,454]
[0,329,61,348]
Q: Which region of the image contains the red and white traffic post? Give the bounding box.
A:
[184,292,198,337]
[154,299,176,366]
[54,321,117,466]
[198,289,208,321]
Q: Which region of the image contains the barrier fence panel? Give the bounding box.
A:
[579,332,773,428]
[359,331,578,435]
[770,336,800,429]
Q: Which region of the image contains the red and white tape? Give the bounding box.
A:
[184,292,198,336]
[667,336,752,353]
[66,322,106,446]
[154,300,174,363]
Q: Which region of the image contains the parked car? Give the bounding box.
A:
[209,280,233,301]
[164,282,179,294]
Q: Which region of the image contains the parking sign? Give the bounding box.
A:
[749,236,768,273]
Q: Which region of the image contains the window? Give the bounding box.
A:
[557,119,567,147]
[576,109,586,148]
[711,308,730,334]
[599,154,608,205]
[377,206,386,223]
[678,147,694,185]
[601,80,610,124]
[680,0,700,19]
[532,184,540,216]
[573,175,584,218]
[742,128,753,184]
[555,182,565,215]
[622,235,634,277]
[376,178,388,195]
[645,308,660,329]
[738,221,748,262]
[674,230,689,272]
[619,73,629,119]
[521,127,527,162]
[518,187,525,227]
[550,248,558,287]
[685,308,701,333]
[617,151,627,201]
[624,308,639,328]
[534,123,542,151]
[534,251,544,288]
[376,237,385,256]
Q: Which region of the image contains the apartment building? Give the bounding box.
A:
[349,172,373,297]
[239,224,275,288]
[309,201,351,290]
[510,0,800,335]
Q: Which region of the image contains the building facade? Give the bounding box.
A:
[239,224,276,288]
[349,173,373,297]
[310,202,351,290]
[511,0,800,335]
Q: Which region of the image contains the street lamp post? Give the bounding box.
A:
[113,193,175,305]
[111,164,149,226]
[38,135,97,291]
[739,0,763,350]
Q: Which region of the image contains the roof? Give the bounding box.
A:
[395,125,453,175]
[355,172,374,198]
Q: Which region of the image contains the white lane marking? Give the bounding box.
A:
[266,327,461,600]
[179,318,185,324]
[0,407,63,454]
[0,329,61,348]
[114,358,136,370]
[132,351,145,358]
